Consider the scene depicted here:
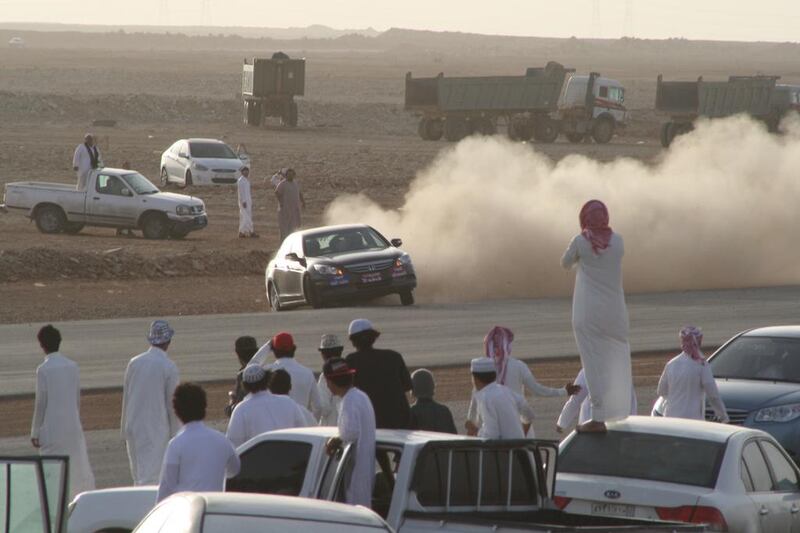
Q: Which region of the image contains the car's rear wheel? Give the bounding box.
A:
[400,290,415,306]
[35,205,66,234]
[303,276,323,309]
[269,282,284,312]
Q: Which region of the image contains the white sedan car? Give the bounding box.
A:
[133,492,392,533]
[555,416,800,532]
[160,138,249,188]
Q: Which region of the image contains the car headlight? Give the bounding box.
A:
[312,264,343,276]
[176,205,192,215]
[396,254,413,267]
[192,162,209,171]
[754,404,800,423]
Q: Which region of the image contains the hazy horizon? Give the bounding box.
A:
[0,0,798,43]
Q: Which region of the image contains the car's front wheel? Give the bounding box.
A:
[269,282,283,312]
[141,213,169,240]
[400,290,415,306]
[303,276,323,309]
[160,168,170,188]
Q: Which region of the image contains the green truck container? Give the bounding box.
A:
[242,54,305,128]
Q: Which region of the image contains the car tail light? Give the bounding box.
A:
[656,506,727,531]
[552,496,572,510]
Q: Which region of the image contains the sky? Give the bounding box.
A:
[0,0,798,42]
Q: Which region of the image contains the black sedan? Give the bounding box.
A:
[265,224,417,311]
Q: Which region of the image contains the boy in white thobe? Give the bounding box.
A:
[237,166,256,238]
[469,358,536,439]
[72,134,102,190]
[317,334,344,426]
[556,368,639,432]
[226,366,309,448]
[324,358,376,508]
[656,326,729,423]
[31,325,95,498]
[121,320,181,485]
[157,383,240,502]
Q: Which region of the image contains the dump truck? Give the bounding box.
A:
[405,62,626,144]
[656,74,779,147]
[242,52,305,128]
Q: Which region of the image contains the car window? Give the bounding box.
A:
[373,448,402,518]
[188,142,237,159]
[740,459,755,492]
[169,142,180,155]
[303,228,389,257]
[202,514,389,533]
[599,86,609,98]
[710,336,800,382]
[742,442,774,492]
[318,446,345,500]
[96,175,131,197]
[559,432,724,488]
[226,441,312,496]
[760,441,799,491]
[122,173,159,195]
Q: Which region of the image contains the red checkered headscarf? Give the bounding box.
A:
[680,326,704,362]
[484,326,514,385]
[579,200,613,255]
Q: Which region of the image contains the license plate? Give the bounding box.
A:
[361,272,382,284]
[591,502,634,518]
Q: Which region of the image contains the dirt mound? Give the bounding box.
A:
[0,247,272,282]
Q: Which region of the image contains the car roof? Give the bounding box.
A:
[742,325,800,338]
[605,416,760,443]
[185,138,226,144]
[264,426,480,446]
[191,493,387,526]
[296,223,373,236]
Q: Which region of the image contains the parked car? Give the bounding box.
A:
[556,415,800,532]
[265,224,417,311]
[1,168,207,239]
[8,37,25,48]
[68,428,702,533]
[133,492,392,533]
[160,138,249,188]
[653,326,800,461]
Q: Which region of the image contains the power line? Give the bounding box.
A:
[623,0,634,37]
[592,0,601,38]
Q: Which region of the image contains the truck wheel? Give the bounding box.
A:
[281,102,298,127]
[591,118,614,144]
[63,222,85,235]
[303,276,323,309]
[269,282,284,312]
[141,213,169,240]
[533,118,559,143]
[660,122,673,148]
[400,290,415,306]
[35,205,66,234]
[444,117,469,142]
[245,101,262,127]
[566,132,585,144]
[508,116,532,141]
[426,119,444,140]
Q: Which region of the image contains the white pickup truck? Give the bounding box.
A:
[68,428,705,533]
[2,168,207,239]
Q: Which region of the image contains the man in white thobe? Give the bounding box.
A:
[226,365,309,448]
[268,369,318,426]
[469,358,537,439]
[324,358,375,508]
[121,320,181,485]
[253,332,322,419]
[317,334,344,425]
[31,325,96,499]
[157,383,240,502]
[556,368,638,432]
[72,134,102,190]
[237,166,257,238]
[656,326,729,423]
[467,326,579,435]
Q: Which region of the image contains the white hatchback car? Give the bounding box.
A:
[133,492,392,533]
[160,138,249,188]
[555,416,800,532]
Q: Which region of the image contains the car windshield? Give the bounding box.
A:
[122,173,159,195]
[710,336,800,383]
[189,142,237,159]
[303,227,389,257]
[559,432,724,488]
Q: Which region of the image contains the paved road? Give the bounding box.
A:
[3,286,800,396]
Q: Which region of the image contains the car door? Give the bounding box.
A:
[742,440,791,531]
[86,174,139,227]
[284,236,307,298]
[0,455,69,533]
[164,141,180,180]
[272,238,294,301]
[758,439,800,532]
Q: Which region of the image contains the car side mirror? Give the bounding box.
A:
[391,238,403,247]
[239,154,249,161]
[285,252,305,265]
[179,153,189,159]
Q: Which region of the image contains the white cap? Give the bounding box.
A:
[470,357,496,374]
[242,364,266,383]
[319,334,343,350]
[348,319,376,336]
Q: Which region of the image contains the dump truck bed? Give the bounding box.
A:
[656,75,778,118]
[405,63,570,114]
[243,58,305,98]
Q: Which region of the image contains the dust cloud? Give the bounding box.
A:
[324,115,800,302]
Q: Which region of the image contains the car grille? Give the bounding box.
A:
[706,408,749,425]
[345,259,395,273]
[212,168,237,173]
[211,177,237,184]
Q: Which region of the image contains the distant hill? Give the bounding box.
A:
[0,22,380,39]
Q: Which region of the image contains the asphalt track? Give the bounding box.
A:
[2,285,800,396]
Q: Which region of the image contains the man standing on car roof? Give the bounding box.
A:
[656,326,729,423]
[345,319,413,429]
[324,358,376,508]
[72,133,102,191]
